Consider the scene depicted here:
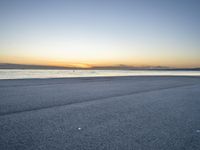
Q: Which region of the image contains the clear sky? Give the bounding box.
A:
[0,0,200,68]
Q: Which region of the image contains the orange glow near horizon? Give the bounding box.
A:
[1,53,200,68]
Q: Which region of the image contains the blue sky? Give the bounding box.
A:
[0,0,200,68]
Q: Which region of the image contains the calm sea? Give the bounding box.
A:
[0,69,200,79]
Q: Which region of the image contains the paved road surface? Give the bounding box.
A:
[0,76,200,150]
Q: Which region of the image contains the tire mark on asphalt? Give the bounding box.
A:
[0,83,198,117]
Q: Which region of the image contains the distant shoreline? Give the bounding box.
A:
[0,68,200,71]
[0,63,200,71]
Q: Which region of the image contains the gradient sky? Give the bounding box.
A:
[0,0,200,68]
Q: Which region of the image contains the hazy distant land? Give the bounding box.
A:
[0,63,200,70]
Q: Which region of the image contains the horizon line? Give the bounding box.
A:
[0,63,199,70]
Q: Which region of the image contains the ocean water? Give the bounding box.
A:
[0,69,200,79]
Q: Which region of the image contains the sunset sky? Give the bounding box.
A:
[0,0,200,68]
